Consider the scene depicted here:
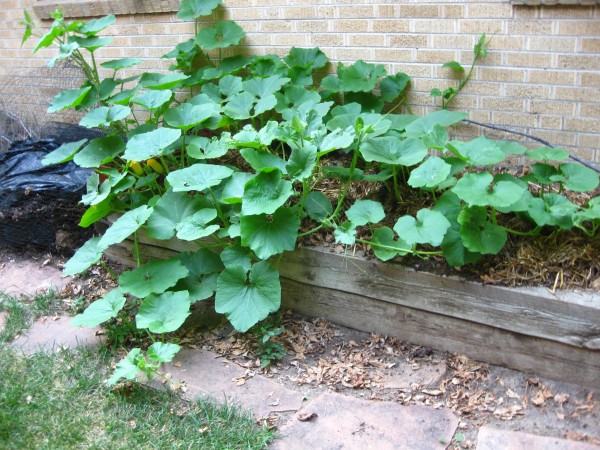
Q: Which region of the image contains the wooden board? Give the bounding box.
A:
[103,238,600,388]
[33,0,180,19]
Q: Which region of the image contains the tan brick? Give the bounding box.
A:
[565,117,600,133]
[482,97,527,111]
[580,103,600,117]
[558,21,600,36]
[467,3,512,19]
[333,20,369,32]
[413,20,457,34]
[273,33,309,47]
[229,8,264,20]
[393,63,433,78]
[578,133,600,149]
[504,84,552,99]
[488,36,527,52]
[480,67,526,83]
[349,34,385,47]
[528,36,577,52]
[558,54,600,70]
[493,111,536,128]
[260,20,293,33]
[445,95,478,110]
[282,6,317,20]
[377,5,397,18]
[398,5,441,18]
[555,86,600,101]
[580,38,600,53]
[530,100,577,116]
[540,6,595,19]
[442,5,465,19]
[317,6,335,19]
[337,5,375,19]
[389,34,428,49]
[507,52,554,68]
[432,35,474,50]
[539,115,563,130]
[512,6,539,19]
[334,48,373,62]
[461,80,502,96]
[415,49,456,64]
[581,72,600,86]
[371,20,410,33]
[138,23,166,35]
[244,34,273,46]
[309,34,344,47]
[507,21,553,35]
[459,20,503,34]
[295,20,329,33]
[529,69,577,85]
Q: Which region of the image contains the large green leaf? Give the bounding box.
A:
[175,208,219,241]
[81,171,127,206]
[107,348,143,385]
[421,124,448,150]
[69,36,112,52]
[176,250,223,302]
[196,20,245,51]
[242,169,294,215]
[219,172,254,204]
[525,146,570,162]
[143,73,190,90]
[408,156,452,189]
[458,206,507,254]
[42,139,88,166]
[188,134,232,160]
[286,144,317,181]
[452,173,525,208]
[79,106,131,128]
[80,14,116,35]
[318,126,355,155]
[240,148,287,173]
[131,90,173,111]
[346,200,385,226]
[284,47,329,69]
[360,136,428,166]
[79,198,113,228]
[120,258,190,298]
[393,209,450,246]
[164,103,219,131]
[73,136,125,168]
[167,163,234,192]
[136,291,191,333]
[146,190,208,240]
[334,221,357,245]
[177,0,222,19]
[147,342,181,364]
[404,110,467,138]
[526,194,578,230]
[48,87,92,113]
[243,75,290,99]
[71,288,126,327]
[98,205,153,249]
[63,237,104,276]
[323,60,386,93]
[215,261,281,332]
[220,245,252,272]
[223,92,255,120]
[551,163,599,192]
[448,136,506,166]
[380,72,411,103]
[304,191,333,222]
[123,128,181,161]
[101,57,143,71]
[240,207,300,259]
[371,227,409,261]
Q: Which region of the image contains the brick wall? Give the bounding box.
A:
[1,0,598,164]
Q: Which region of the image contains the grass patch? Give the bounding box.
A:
[0,345,274,449]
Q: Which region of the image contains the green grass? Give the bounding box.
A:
[0,290,63,342]
[0,291,275,449]
[0,346,274,449]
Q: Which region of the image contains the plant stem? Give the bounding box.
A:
[99,261,118,279]
[501,225,542,237]
[133,231,141,267]
[355,238,444,256]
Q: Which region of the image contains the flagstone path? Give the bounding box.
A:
[0,258,597,449]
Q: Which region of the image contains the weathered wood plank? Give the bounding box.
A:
[278,247,600,349]
[280,277,600,389]
[102,236,600,388]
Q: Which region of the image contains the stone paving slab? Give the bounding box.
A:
[0,259,70,296]
[10,315,104,354]
[381,361,447,390]
[0,312,6,331]
[270,391,459,450]
[476,426,598,450]
[155,348,304,418]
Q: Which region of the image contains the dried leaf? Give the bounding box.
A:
[297,411,318,422]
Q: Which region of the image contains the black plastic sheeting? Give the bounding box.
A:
[0,124,101,248]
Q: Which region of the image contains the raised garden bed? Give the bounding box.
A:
[102,228,600,389]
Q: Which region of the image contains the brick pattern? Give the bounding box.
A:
[1,0,599,164]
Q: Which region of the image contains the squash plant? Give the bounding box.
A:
[25,0,600,384]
